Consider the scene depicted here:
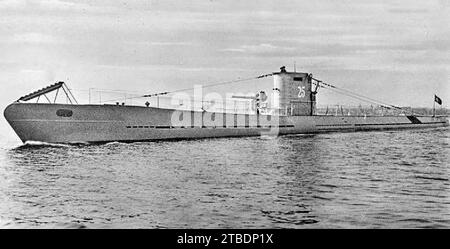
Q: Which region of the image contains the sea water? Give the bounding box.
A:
[0,128,448,228]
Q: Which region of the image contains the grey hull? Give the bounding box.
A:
[4,103,449,143]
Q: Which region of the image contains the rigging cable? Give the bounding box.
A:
[312,77,408,112]
[100,73,273,103]
[94,72,409,114]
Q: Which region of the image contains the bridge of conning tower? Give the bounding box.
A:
[272,66,317,116]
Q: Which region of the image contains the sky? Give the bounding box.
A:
[0,0,449,141]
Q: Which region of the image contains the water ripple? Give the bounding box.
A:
[0,128,448,228]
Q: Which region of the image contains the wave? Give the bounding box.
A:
[20,141,72,148]
[16,140,126,149]
[414,175,449,181]
[259,135,278,140]
[68,141,91,145]
[105,141,122,145]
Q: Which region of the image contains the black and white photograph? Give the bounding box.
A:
[0,0,448,238]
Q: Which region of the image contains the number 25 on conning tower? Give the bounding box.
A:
[298,86,306,98]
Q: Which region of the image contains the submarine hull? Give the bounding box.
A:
[4,102,449,143]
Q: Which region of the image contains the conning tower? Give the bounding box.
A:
[272,66,316,116]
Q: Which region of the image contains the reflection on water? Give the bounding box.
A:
[0,128,449,228]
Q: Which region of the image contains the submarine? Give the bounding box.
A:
[4,66,448,143]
